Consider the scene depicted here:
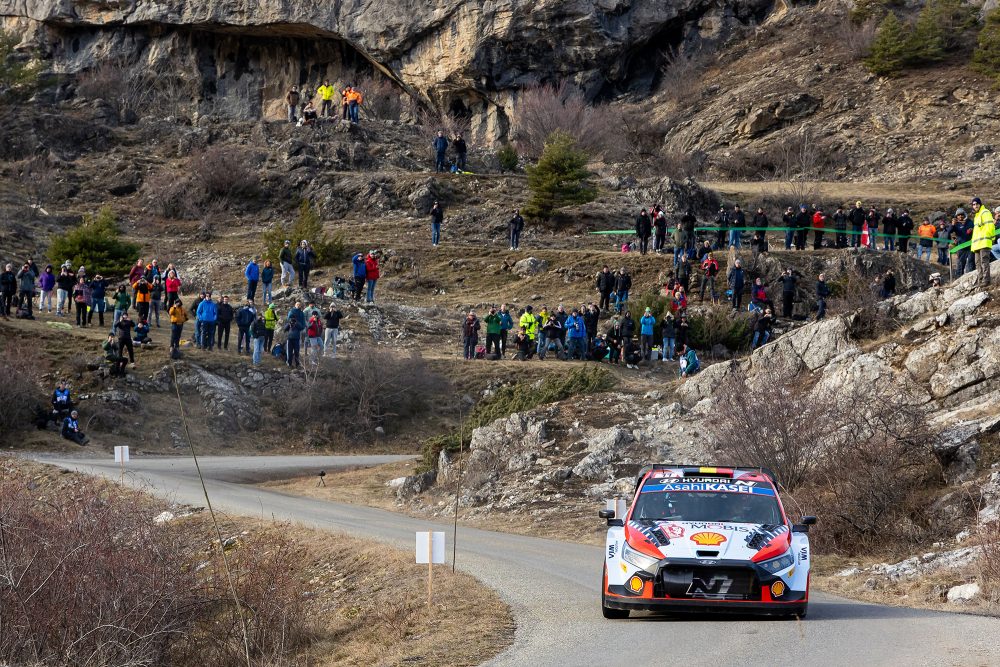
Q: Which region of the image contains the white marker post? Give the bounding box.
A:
[114,445,130,484]
[416,531,445,607]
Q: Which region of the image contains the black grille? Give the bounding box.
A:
[657,566,759,600]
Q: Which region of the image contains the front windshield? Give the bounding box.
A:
[632,491,782,525]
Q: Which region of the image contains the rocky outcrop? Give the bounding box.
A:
[3,0,771,138]
[167,363,261,434]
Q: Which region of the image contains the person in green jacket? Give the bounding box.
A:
[484,307,502,357]
[263,303,279,351]
[111,285,131,332]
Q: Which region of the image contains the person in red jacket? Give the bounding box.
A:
[128,258,144,308]
[364,251,380,303]
[811,207,826,250]
[164,269,182,309]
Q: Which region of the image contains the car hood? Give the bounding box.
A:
[626,520,790,562]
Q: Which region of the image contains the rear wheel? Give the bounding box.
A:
[601,568,630,619]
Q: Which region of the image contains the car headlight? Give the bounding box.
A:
[622,543,660,573]
[758,550,795,574]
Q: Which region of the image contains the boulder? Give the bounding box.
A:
[946,583,981,603]
[947,291,990,320]
[395,470,437,500]
[677,359,745,408]
[572,426,636,481]
[513,257,549,276]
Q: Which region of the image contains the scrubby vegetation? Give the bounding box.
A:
[522,131,596,222]
[47,206,141,276]
[262,199,344,267]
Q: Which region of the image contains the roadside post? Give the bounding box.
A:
[416,531,445,607]
[114,445,129,484]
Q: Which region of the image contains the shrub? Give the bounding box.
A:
[76,58,152,122]
[708,359,831,490]
[627,293,671,335]
[973,9,1000,82]
[522,131,596,222]
[0,469,197,666]
[144,170,201,219]
[191,145,258,199]
[262,200,344,268]
[355,74,404,121]
[421,366,614,469]
[976,519,1000,601]
[0,30,40,98]
[512,82,620,159]
[658,48,711,105]
[48,206,141,277]
[497,143,519,173]
[0,341,46,439]
[865,12,910,76]
[688,308,751,351]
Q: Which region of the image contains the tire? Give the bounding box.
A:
[601,568,630,619]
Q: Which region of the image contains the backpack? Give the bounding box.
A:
[15,307,33,320]
[272,343,284,359]
[475,345,486,359]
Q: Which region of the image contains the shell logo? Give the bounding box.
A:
[690,532,727,546]
[771,581,786,597]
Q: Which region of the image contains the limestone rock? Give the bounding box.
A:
[572,426,635,481]
[513,257,549,276]
[946,583,980,603]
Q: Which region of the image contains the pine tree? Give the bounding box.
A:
[865,12,909,76]
[262,200,344,267]
[911,0,947,63]
[973,8,1000,81]
[522,131,596,222]
[48,207,141,276]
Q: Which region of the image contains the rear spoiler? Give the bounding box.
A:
[633,464,778,495]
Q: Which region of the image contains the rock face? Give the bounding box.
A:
[3,0,770,138]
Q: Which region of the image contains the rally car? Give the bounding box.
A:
[600,465,815,619]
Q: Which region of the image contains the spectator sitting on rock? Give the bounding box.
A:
[514,326,534,361]
[880,270,897,299]
[678,344,700,378]
[61,410,88,445]
[300,101,318,126]
[751,309,773,350]
[134,319,151,347]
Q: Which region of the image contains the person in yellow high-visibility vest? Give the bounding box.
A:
[317,80,335,117]
[971,197,995,286]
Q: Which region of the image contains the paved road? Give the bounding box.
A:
[36,455,1000,667]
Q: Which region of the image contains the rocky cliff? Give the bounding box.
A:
[2,0,771,137]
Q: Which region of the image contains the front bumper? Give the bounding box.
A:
[603,592,807,616]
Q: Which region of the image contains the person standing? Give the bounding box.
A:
[323,303,343,358]
[751,207,769,257]
[0,264,16,318]
[498,304,514,357]
[244,256,260,301]
[953,208,974,276]
[936,218,952,265]
[583,303,600,355]
[519,305,538,350]
[16,263,37,316]
[430,201,444,247]
[812,206,826,249]
[317,80,335,117]
[149,276,163,327]
[596,266,615,311]
[699,252,719,304]
[285,302,306,368]
[730,205,745,248]
[462,311,480,360]
[285,85,300,123]
[364,251,380,303]
[681,209,697,254]
[833,206,848,249]
[89,274,109,327]
[251,312,268,364]
[882,208,897,251]
[347,86,363,123]
[816,272,831,320]
[196,293,218,351]
[260,260,274,305]
[279,240,296,288]
[635,208,652,255]
[971,197,996,286]
[484,307,502,357]
[565,309,586,360]
[509,209,524,250]
[351,253,366,301]
[56,266,75,316]
[866,206,881,249]
[114,312,136,366]
[38,264,55,313]
[128,259,144,308]
[794,204,810,250]
[660,311,676,362]
[653,206,667,253]
[849,201,866,248]
[112,285,130,332]
[433,131,449,172]
[715,207,729,250]
[454,133,467,171]
[169,299,188,351]
[614,267,632,314]
[639,307,656,361]
[262,302,278,351]
[295,241,316,289]
[305,310,324,365]
[782,206,796,250]
[727,259,745,311]
[72,276,91,327]
[134,277,151,324]
[780,269,797,318]
[917,217,936,261]
[235,300,256,355]
[215,295,234,351]
[897,209,914,254]
[164,269,181,309]
[340,84,353,120]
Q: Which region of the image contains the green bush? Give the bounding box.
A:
[262,200,344,268]
[522,130,596,222]
[688,308,751,352]
[420,366,614,470]
[865,1,978,76]
[626,292,671,337]
[974,9,1000,82]
[497,143,519,172]
[48,207,141,277]
[865,12,910,76]
[0,30,40,98]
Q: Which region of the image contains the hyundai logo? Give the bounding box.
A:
[700,560,718,565]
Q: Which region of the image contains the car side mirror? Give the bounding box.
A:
[598,509,615,519]
[792,516,818,533]
[801,516,817,525]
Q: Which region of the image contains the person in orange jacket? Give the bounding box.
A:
[346,87,363,124]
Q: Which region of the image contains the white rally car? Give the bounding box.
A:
[601,465,815,618]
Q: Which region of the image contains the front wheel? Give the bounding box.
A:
[601,568,629,619]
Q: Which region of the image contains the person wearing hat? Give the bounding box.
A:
[794,204,811,251]
[295,241,316,289]
[244,256,260,301]
[364,250,380,303]
[566,308,587,360]
[953,207,974,277]
[897,209,914,254]
[61,409,88,445]
[971,197,996,286]
[849,200,866,248]
[279,240,295,288]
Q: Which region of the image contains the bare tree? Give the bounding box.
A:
[76,59,154,122]
[511,82,619,159]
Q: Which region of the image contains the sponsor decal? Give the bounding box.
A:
[687,575,734,599]
[799,546,809,562]
[628,576,644,593]
[628,520,670,547]
[690,532,727,546]
[686,522,754,532]
[771,580,786,597]
[608,542,617,559]
[744,524,790,550]
[663,523,685,539]
[641,482,775,496]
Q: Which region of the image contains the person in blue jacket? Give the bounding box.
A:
[433,130,449,172]
[351,253,367,301]
[196,293,218,351]
[498,304,514,357]
[639,307,657,361]
[285,301,306,368]
[564,309,587,360]
[244,257,260,301]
